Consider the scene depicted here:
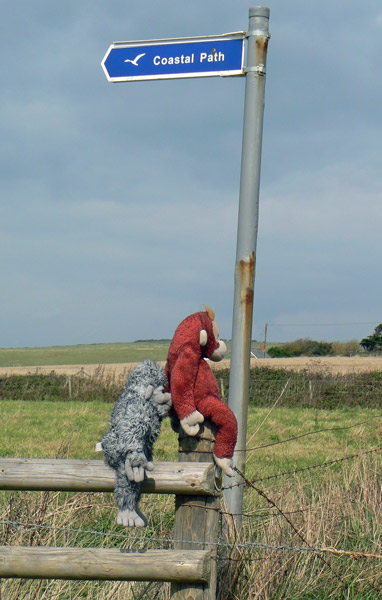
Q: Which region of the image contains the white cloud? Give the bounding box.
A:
[2,0,382,347]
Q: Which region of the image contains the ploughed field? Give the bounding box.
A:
[1,355,382,378]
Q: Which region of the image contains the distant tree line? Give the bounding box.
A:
[268,338,359,358]
[267,323,382,357]
[360,324,382,353]
[133,339,171,344]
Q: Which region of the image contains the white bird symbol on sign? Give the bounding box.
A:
[124,53,146,66]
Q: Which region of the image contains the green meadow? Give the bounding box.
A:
[1,400,380,479]
[0,339,277,367]
[1,369,382,599]
[0,341,172,367]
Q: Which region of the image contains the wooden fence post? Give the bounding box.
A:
[171,421,221,600]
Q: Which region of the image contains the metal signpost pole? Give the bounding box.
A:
[225,7,270,528]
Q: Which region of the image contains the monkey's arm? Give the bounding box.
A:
[170,345,200,418]
[170,345,204,435]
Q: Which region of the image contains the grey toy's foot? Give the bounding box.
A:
[213,455,235,477]
[117,509,146,528]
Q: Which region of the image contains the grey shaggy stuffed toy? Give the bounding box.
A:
[100,359,171,528]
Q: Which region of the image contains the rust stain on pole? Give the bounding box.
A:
[229,251,256,483]
[238,250,256,329]
[255,35,269,56]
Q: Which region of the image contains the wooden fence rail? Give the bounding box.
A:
[0,424,221,600]
[0,547,210,584]
[0,458,215,495]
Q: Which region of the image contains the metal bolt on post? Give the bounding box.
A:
[225,7,270,529]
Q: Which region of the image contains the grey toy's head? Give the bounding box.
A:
[126,359,168,395]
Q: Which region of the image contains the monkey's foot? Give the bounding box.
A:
[213,456,234,477]
[117,509,146,528]
[180,411,204,436]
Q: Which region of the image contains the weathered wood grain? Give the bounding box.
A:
[0,458,216,495]
[171,421,221,600]
[0,546,210,583]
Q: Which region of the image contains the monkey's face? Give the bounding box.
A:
[209,339,227,362]
[196,310,227,362]
[208,320,227,362]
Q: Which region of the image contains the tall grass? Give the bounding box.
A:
[1,489,175,599]
[221,454,382,599]
[2,454,382,599]
[1,368,382,598]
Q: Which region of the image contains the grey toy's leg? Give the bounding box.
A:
[114,465,147,528]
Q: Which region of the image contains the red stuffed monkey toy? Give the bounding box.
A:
[165,307,237,476]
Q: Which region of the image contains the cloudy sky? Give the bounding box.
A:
[1,1,381,348]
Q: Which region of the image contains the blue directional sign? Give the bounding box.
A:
[101,33,245,82]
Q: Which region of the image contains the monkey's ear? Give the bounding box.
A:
[203,305,215,321]
[200,329,208,346]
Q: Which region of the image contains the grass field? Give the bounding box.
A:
[1,400,380,476]
[1,385,382,599]
[2,341,382,380]
[0,341,173,367]
[0,340,284,368]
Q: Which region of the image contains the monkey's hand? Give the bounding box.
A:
[180,410,204,436]
[213,455,235,477]
[125,452,154,483]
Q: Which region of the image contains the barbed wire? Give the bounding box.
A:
[2,372,382,598]
[2,518,382,563]
[250,445,382,484]
[247,414,382,453]
[234,468,345,583]
[178,413,382,456]
[222,445,382,491]
[2,442,382,597]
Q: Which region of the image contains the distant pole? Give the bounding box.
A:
[264,322,268,357]
[225,7,270,528]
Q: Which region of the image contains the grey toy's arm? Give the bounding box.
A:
[116,402,151,482]
[123,384,170,483]
[124,413,152,481]
[146,384,172,418]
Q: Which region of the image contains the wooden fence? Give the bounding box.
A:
[0,423,221,600]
